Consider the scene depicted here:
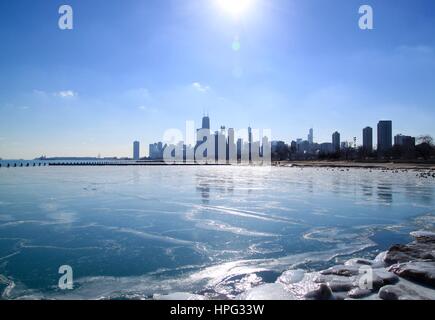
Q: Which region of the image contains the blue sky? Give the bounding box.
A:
[1,0,435,158]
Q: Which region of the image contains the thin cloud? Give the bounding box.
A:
[32,89,78,98]
[54,90,78,98]
[192,82,210,93]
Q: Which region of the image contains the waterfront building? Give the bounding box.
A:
[341,141,348,150]
[227,128,236,162]
[377,120,393,154]
[297,140,310,154]
[320,143,334,154]
[149,142,165,160]
[363,127,373,153]
[202,115,210,130]
[133,141,140,160]
[248,126,253,162]
[394,134,415,148]
[332,131,341,152]
[195,115,212,159]
[237,138,243,162]
[308,128,314,145]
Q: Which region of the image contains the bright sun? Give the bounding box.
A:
[216,0,254,18]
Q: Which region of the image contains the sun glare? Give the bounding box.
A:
[216,0,254,18]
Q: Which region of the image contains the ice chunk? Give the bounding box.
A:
[238,283,296,300]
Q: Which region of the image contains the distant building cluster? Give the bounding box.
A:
[133,115,270,164]
[132,117,428,162]
[149,142,165,160]
[272,120,420,161]
[194,115,269,163]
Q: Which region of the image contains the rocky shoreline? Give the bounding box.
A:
[274,161,435,172]
[239,230,435,300]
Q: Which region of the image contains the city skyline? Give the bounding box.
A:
[0,112,425,159]
[133,115,414,161]
[0,107,425,159]
[1,0,435,159]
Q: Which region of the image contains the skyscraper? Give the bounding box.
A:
[377,121,393,154]
[332,131,340,152]
[202,115,210,130]
[237,138,243,162]
[308,128,314,145]
[248,126,253,162]
[363,127,373,153]
[196,115,211,159]
[227,128,236,162]
[133,141,140,160]
[394,134,415,148]
[214,127,226,162]
[149,142,165,160]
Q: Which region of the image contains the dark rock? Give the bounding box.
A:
[373,268,399,285]
[320,265,360,277]
[327,279,355,292]
[304,283,334,300]
[333,292,348,300]
[384,243,435,265]
[410,231,435,244]
[371,274,387,290]
[344,258,373,267]
[346,267,399,291]
[389,261,435,288]
[378,282,435,300]
[378,285,400,300]
[384,245,411,264]
[278,230,435,301]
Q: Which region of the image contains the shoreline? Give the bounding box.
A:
[275,161,435,171]
[252,230,435,300]
[1,159,435,170]
[295,230,435,300]
[154,231,435,301]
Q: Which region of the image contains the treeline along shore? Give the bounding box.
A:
[274,160,435,171]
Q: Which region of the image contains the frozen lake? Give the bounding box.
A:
[0,166,434,299]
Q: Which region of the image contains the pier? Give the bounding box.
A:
[0,160,232,168]
[0,162,47,168]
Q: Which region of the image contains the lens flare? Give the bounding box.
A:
[216,0,254,18]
